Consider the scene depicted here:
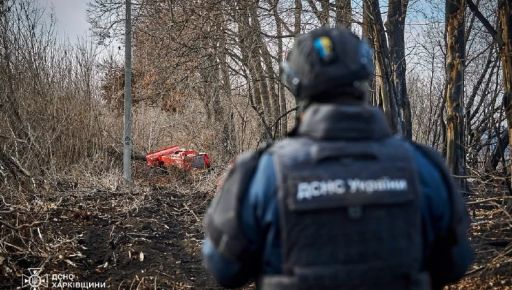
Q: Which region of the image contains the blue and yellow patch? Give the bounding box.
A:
[313,36,334,61]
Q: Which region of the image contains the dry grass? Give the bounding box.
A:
[1,159,511,290]
[452,177,512,290]
[0,160,224,289]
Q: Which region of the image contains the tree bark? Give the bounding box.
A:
[234,2,263,117]
[219,36,237,153]
[294,0,302,35]
[319,0,329,26]
[335,0,351,28]
[270,0,287,136]
[488,129,509,171]
[385,0,412,139]
[497,0,512,188]
[444,0,466,187]
[362,1,376,106]
[235,0,275,141]
[248,1,280,139]
[364,0,401,133]
[362,1,371,39]
[307,0,329,26]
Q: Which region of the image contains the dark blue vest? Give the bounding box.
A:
[263,105,426,290]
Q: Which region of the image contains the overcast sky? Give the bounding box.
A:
[41,0,91,42]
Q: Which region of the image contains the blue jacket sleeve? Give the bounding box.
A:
[413,149,474,288]
[202,238,252,288]
[202,153,277,288]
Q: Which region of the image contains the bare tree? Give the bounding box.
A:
[335,0,351,28]
[386,0,412,139]
[307,0,330,26]
[444,0,466,185]
[364,0,401,133]
[498,0,512,186]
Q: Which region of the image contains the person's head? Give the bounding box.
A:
[281,27,374,111]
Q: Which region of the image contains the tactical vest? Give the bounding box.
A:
[262,105,426,290]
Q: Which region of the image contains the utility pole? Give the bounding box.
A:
[123,0,133,183]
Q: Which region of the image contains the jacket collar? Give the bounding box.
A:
[297,104,393,140]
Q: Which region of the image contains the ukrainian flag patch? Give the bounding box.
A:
[313,36,334,61]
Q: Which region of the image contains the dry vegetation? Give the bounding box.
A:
[0,161,223,289]
[1,166,511,289]
[455,179,512,290]
[0,0,511,289]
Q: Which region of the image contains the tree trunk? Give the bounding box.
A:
[385,0,412,139]
[488,129,509,171]
[444,0,466,188]
[271,0,288,136]
[249,2,280,139]
[218,9,237,154]
[335,0,351,28]
[319,0,329,26]
[498,0,512,188]
[364,0,401,133]
[294,0,302,35]
[235,0,275,140]
[362,1,376,107]
[293,0,302,121]
[362,1,371,39]
[307,0,329,26]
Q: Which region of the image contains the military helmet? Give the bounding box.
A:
[281,27,374,102]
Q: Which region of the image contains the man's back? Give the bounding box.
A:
[203,104,473,289]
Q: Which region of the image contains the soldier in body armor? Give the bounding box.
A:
[202,27,473,290]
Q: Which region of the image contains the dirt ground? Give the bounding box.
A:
[0,164,511,289]
[0,164,224,289]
